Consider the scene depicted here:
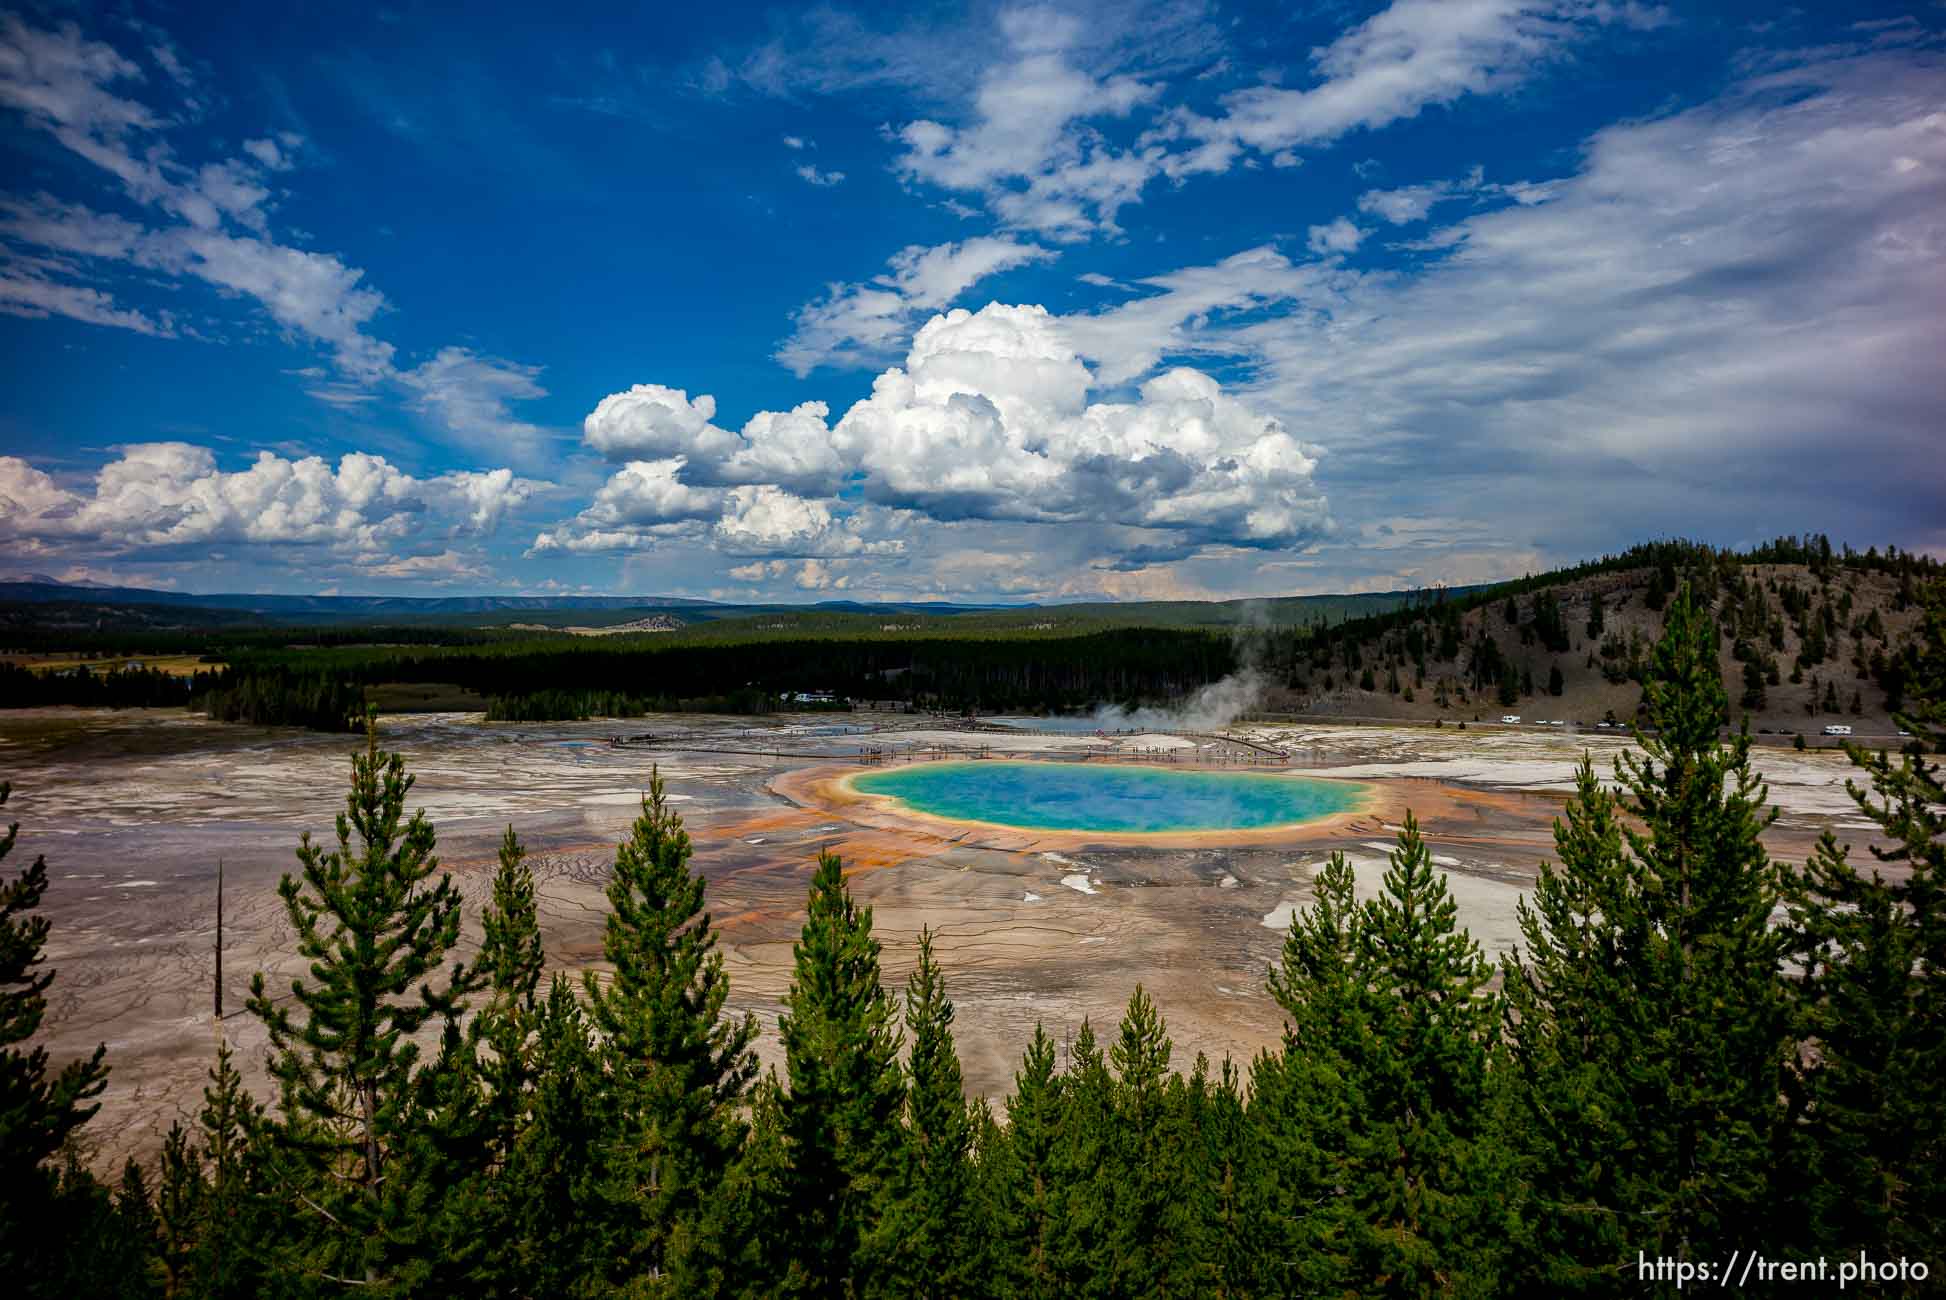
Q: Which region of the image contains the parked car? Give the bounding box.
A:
[1822,724,1853,736]
[1501,715,1521,724]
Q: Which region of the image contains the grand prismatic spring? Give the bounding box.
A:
[847,760,1366,834]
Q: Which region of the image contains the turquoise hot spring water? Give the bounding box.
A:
[848,760,1364,834]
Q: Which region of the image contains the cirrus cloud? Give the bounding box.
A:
[775,235,1058,376]
[1060,45,1946,574]
[0,13,555,457]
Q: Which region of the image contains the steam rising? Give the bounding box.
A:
[1088,603,1273,732]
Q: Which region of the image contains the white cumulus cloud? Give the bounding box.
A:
[890,7,1161,241]
[544,301,1332,564]
[581,386,742,463]
[1306,216,1367,254]
[0,444,540,557]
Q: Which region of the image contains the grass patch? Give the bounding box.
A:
[1,653,218,677]
[365,681,491,712]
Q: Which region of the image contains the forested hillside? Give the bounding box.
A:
[3,535,1938,734]
[2,579,1942,1296]
[1251,537,1939,737]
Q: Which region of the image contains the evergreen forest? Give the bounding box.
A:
[2,580,1942,1297]
[5,536,1938,731]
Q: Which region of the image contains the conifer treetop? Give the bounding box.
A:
[242,717,483,1288]
[578,764,758,1287]
[481,824,543,1015]
[584,765,756,1103]
[903,926,968,1150]
[780,851,903,1078]
[249,720,481,1102]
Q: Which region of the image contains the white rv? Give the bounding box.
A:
[1822,724,1852,737]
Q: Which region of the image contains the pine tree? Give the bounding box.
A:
[155,1121,203,1297]
[776,851,906,1296]
[1742,657,1767,711]
[397,1013,495,1293]
[1251,850,1367,1295]
[1497,758,1632,1291]
[1346,813,1506,1296]
[114,1158,158,1279]
[1548,662,1565,697]
[452,824,550,1297]
[1503,585,1790,1288]
[1778,582,1945,1273]
[245,718,485,1290]
[1534,590,1572,653]
[1103,986,1194,1296]
[482,824,544,1021]
[1646,566,1669,611]
[0,780,111,1284]
[1047,1020,1114,1292]
[191,1042,269,1299]
[1586,590,1605,640]
[715,1069,793,1296]
[964,1098,1009,1297]
[31,1152,157,1299]
[1199,1056,1253,1296]
[885,928,974,1295]
[582,768,760,1290]
[476,824,544,1182]
[1252,825,1509,1297]
[496,974,611,1297]
[994,1023,1062,1297]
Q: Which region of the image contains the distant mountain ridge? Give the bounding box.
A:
[0,576,709,613]
[0,577,1021,617]
[0,576,1448,622]
[0,573,118,589]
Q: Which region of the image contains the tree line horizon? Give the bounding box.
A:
[2,534,1938,730]
[0,577,1941,1296]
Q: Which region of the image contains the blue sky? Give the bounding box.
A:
[1,1,1942,601]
